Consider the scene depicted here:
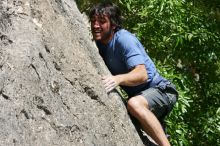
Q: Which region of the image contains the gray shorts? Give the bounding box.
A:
[138,83,178,121]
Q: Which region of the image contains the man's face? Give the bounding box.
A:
[90,15,115,44]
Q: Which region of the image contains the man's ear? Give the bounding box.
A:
[112,25,116,31]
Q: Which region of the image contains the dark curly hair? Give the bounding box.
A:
[89,2,123,31]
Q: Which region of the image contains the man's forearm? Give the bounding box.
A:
[115,64,148,86]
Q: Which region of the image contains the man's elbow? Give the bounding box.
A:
[134,64,148,84]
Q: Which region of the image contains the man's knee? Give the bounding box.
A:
[127,96,148,117]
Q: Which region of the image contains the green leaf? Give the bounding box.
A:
[188,33,193,41]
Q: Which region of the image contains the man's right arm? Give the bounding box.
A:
[102,64,148,92]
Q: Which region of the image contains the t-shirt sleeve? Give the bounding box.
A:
[116,34,145,70]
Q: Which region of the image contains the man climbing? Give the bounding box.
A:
[89,2,178,146]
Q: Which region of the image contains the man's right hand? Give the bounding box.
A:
[102,75,119,93]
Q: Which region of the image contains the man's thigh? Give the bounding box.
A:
[137,87,170,120]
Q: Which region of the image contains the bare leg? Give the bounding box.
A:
[127,95,170,146]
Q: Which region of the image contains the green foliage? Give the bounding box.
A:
[76,0,220,145]
[156,60,192,145]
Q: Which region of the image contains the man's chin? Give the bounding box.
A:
[93,37,101,41]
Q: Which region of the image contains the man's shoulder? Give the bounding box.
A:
[115,29,137,43]
[116,29,133,37]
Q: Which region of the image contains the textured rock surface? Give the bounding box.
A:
[0,0,144,145]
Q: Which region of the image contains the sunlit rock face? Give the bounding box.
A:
[0,0,143,145]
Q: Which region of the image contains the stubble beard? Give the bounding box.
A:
[93,28,114,44]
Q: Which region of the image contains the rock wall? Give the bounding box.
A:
[0,0,144,145]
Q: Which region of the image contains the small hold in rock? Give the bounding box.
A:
[37,105,52,115]
[44,45,50,53]
[13,139,16,143]
[39,52,43,58]
[2,93,10,100]
[53,62,61,71]
[34,96,44,105]
[21,109,30,119]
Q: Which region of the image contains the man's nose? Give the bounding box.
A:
[93,20,100,28]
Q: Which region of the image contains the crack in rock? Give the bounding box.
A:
[30,63,41,80]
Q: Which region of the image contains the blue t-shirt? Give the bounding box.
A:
[96,29,168,96]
